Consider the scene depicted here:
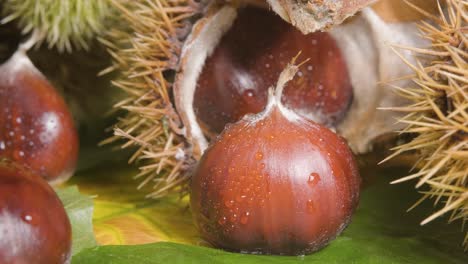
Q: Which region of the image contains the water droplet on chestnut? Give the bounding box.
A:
[255,151,264,160]
[307,173,321,187]
[224,200,234,208]
[0,51,79,185]
[240,212,250,225]
[190,63,360,255]
[0,159,71,263]
[218,216,227,226]
[194,7,353,133]
[306,199,315,214]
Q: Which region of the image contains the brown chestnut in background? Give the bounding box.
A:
[0,159,71,264]
[0,50,79,184]
[191,63,360,255]
[194,7,352,133]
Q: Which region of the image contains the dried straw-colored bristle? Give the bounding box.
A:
[100,0,201,199]
[383,0,467,249]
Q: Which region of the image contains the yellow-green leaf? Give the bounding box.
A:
[68,164,201,246]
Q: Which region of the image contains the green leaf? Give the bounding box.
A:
[72,242,307,264]
[56,186,97,256]
[70,164,468,264]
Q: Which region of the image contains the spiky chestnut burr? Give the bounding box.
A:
[1,0,111,51]
[0,43,79,185]
[194,7,352,133]
[102,0,404,199]
[381,0,468,249]
[191,60,360,255]
[0,159,71,264]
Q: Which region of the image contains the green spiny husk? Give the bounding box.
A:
[1,0,111,52]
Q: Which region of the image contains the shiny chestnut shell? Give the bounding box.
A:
[0,52,79,184]
[191,106,360,255]
[194,7,353,133]
[0,159,71,264]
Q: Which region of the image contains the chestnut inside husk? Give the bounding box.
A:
[194,7,353,134]
[103,0,413,201]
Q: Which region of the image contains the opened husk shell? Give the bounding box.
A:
[104,0,427,199]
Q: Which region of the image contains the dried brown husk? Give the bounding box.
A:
[266,0,376,33]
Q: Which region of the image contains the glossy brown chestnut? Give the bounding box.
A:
[0,51,79,184]
[191,66,360,254]
[194,7,353,133]
[0,159,71,264]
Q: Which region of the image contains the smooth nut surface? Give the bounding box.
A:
[0,54,79,184]
[0,159,71,264]
[191,107,360,255]
[195,7,352,133]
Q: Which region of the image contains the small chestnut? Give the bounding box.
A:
[194,7,352,133]
[191,62,360,255]
[0,49,79,184]
[0,159,71,264]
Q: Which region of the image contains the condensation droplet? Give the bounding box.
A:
[255,151,263,160]
[243,89,255,98]
[306,199,315,213]
[0,141,5,150]
[259,199,265,207]
[16,117,22,124]
[230,213,238,223]
[224,200,234,208]
[23,214,32,222]
[236,194,247,202]
[218,216,227,226]
[240,212,250,225]
[308,173,321,187]
[307,65,313,71]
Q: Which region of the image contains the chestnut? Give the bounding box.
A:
[194,7,352,133]
[191,62,360,255]
[0,50,79,184]
[0,159,71,264]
